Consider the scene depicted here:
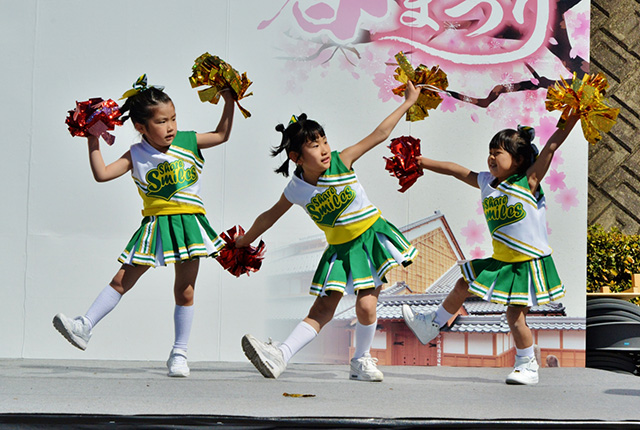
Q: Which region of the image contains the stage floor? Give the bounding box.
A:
[1,359,639,427]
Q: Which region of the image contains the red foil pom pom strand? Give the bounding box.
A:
[216,225,266,277]
[65,98,122,145]
[384,135,423,193]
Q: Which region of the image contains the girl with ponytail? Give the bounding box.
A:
[402,113,581,386]
[53,75,236,378]
[238,82,420,382]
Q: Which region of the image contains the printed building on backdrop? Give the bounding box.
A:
[266,211,586,367]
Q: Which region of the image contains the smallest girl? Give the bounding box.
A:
[403,114,579,385]
[237,83,419,381]
[53,77,235,377]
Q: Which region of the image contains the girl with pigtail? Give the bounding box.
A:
[237,82,420,382]
[53,76,235,377]
[402,114,581,385]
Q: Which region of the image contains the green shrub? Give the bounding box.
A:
[587,224,640,294]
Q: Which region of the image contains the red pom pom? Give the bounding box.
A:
[65,98,122,145]
[383,135,423,192]
[216,225,266,277]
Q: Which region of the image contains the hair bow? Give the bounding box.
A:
[517,125,536,142]
[120,74,165,100]
[518,125,538,164]
[530,142,539,162]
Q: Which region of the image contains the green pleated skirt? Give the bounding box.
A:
[118,213,225,267]
[310,217,418,296]
[460,255,565,306]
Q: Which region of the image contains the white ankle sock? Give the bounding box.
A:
[173,305,194,351]
[279,321,317,363]
[353,320,377,360]
[84,286,122,329]
[516,345,534,358]
[434,306,454,327]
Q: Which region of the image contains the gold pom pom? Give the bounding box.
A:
[545,72,619,144]
[190,53,253,118]
[392,51,449,122]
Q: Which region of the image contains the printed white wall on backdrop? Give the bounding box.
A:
[2,0,588,361]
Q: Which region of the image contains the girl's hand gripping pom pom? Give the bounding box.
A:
[216,225,266,277]
[392,51,449,122]
[65,98,123,145]
[545,72,620,144]
[189,52,253,118]
[384,136,423,193]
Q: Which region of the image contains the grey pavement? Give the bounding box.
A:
[0,359,639,424]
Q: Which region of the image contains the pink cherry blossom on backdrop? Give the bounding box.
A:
[258,0,589,257]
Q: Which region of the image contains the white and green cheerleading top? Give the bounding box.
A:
[284,151,381,245]
[478,171,552,262]
[130,131,206,216]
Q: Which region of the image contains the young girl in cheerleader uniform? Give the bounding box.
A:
[53,77,235,377]
[403,114,580,385]
[237,82,420,382]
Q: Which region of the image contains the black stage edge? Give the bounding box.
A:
[2,415,640,430]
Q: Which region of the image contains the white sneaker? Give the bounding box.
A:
[166,348,190,377]
[241,334,286,379]
[350,353,383,382]
[52,313,91,350]
[402,304,440,345]
[505,355,539,385]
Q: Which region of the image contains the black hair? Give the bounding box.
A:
[489,127,537,173]
[271,113,325,177]
[120,87,173,126]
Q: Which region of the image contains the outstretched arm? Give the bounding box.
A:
[527,114,579,194]
[236,193,293,248]
[88,135,132,182]
[418,156,479,188]
[196,89,236,149]
[340,81,419,169]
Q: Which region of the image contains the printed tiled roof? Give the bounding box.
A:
[332,287,574,327]
[425,264,462,294]
[381,281,411,296]
[399,211,444,233]
[333,291,441,321]
[445,314,586,333]
[463,297,566,315]
[525,315,586,330]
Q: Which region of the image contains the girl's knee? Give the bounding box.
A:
[109,279,126,295]
[306,293,342,329]
[454,278,470,293]
[356,298,377,318]
[174,285,195,306]
[355,307,377,326]
[506,306,529,326]
[110,265,148,295]
[355,288,379,324]
[308,293,340,319]
[109,269,126,291]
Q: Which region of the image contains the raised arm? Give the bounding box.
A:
[236,193,293,248]
[527,113,580,194]
[88,135,132,182]
[340,81,419,169]
[196,89,236,149]
[418,156,479,188]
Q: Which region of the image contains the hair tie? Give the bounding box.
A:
[288,115,298,125]
[517,124,535,143]
[530,143,539,164]
[120,74,165,100]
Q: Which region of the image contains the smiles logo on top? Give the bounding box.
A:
[145,160,198,201]
[306,186,355,227]
[483,195,526,233]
